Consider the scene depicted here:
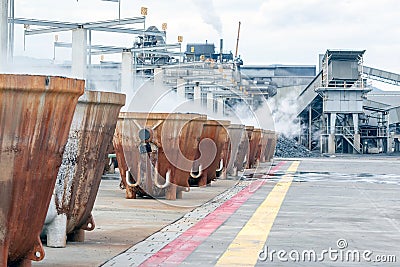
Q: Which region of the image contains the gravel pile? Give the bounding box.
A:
[274,134,314,158]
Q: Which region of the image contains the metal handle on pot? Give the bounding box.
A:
[81,214,96,231]
[27,236,45,262]
[154,167,171,189]
[190,164,203,179]
[216,158,224,172]
[125,166,141,187]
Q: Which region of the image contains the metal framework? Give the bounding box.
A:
[10,15,183,79]
[296,50,400,154]
[11,17,161,36]
[362,66,400,86]
[53,41,182,56]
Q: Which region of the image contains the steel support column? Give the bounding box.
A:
[121,50,133,110]
[72,28,87,80]
[207,92,214,113]
[328,113,336,154]
[217,97,224,117]
[308,105,312,150]
[194,83,201,107]
[177,78,185,98]
[353,113,361,154]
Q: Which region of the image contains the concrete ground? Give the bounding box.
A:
[33,156,400,266]
[33,173,241,267]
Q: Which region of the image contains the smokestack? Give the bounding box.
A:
[220,39,223,63]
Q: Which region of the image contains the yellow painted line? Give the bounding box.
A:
[286,160,300,173]
[216,161,300,266]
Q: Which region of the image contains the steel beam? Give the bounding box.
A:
[130,44,180,52]
[25,27,73,35]
[88,26,165,36]
[12,17,79,28]
[12,17,145,28]
[84,16,145,27]
[54,42,181,56]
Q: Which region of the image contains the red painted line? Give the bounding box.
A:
[140,161,287,266]
[268,161,287,174]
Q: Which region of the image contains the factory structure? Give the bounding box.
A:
[158,48,400,155]
[3,5,400,155]
[296,50,400,154]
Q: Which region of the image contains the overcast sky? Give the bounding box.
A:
[12,0,400,75]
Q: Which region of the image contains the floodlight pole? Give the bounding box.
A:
[0,0,8,68]
[8,0,13,62]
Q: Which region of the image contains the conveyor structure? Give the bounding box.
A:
[297,49,400,154]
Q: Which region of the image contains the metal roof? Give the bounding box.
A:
[324,49,366,62]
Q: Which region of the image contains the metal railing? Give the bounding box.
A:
[360,128,387,137]
[322,126,388,137]
[323,126,356,135]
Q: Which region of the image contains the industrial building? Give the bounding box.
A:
[296,50,400,154]
[3,3,400,155]
[2,2,400,267]
[147,47,400,155]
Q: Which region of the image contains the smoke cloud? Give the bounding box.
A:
[192,0,223,35]
[266,92,300,138]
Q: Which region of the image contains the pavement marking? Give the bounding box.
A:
[215,161,300,267]
[138,161,287,266]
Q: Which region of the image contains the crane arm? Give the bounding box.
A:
[234,21,241,58]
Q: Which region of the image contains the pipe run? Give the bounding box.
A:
[154,167,171,189]
[190,164,202,179]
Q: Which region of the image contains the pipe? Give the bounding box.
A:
[125,165,141,187]
[154,167,171,189]
[190,164,202,179]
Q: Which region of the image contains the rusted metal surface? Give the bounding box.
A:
[112,124,133,198]
[217,121,232,179]
[0,74,84,266]
[259,129,270,163]
[234,126,253,172]
[226,124,245,176]
[264,131,277,162]
[190,120,231,187]
[114,112,206,200]
[42,90,125,247]
[247,128,262,169]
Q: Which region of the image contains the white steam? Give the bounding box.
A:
[192,0,223,35]
[127,78,218,118]
[5,58,71,77]
[5,57,121,93]
[266,92,300,137]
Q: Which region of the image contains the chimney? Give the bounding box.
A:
[220,39,223,62]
